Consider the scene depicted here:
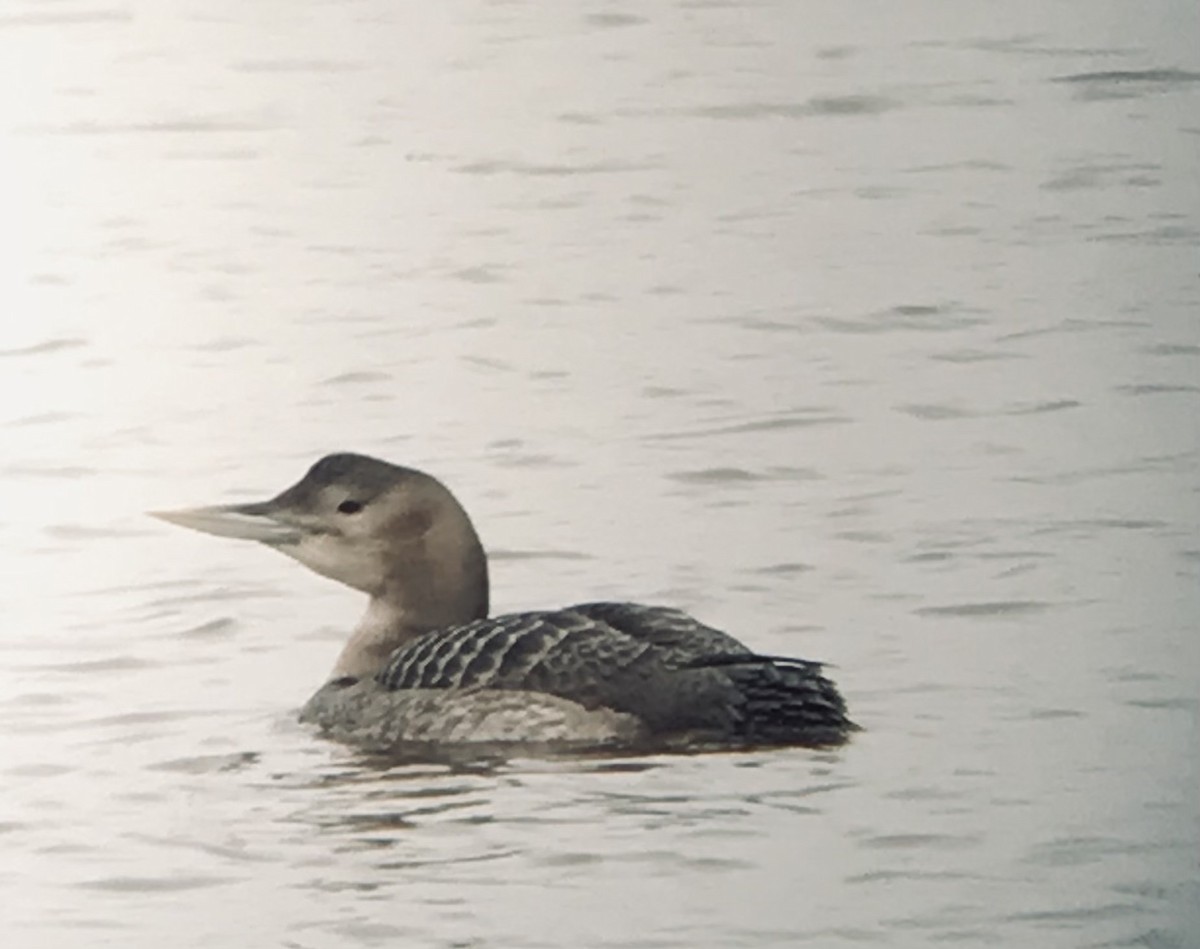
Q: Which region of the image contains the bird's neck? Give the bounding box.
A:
[330,598,427,680]
[328,509,490,680]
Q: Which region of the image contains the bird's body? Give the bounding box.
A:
[154,453,855,756]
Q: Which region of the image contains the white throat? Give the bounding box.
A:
[329,597,424,680]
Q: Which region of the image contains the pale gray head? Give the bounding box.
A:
[153,453,490,640]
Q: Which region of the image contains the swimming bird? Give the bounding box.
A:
[153,453,854,755]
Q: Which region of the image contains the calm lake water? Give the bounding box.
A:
[1,1,1198,946]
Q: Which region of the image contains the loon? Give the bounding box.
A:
[153,453,854,755]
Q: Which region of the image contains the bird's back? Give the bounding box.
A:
[376,602,853,747]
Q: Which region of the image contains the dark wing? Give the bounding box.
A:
[564,602,753,662]
[374,602,854,745]
[378,608,722,735]
[375,608,644,695]
[375,602,751,693]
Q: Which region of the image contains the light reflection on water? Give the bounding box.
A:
[1,0,1198,946]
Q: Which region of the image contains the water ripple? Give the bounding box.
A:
[0,338,87,358]
[689,96,898,119]
[916,600,1052,618]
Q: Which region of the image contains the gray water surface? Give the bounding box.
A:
[1,1,1198,946]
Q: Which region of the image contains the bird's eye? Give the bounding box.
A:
[337,499,363,515]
